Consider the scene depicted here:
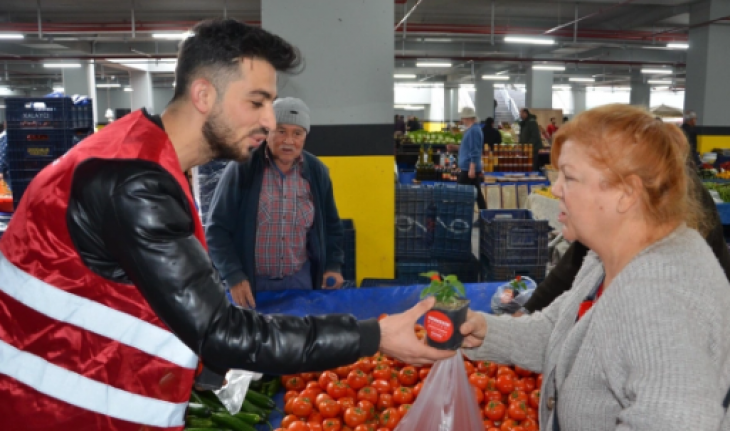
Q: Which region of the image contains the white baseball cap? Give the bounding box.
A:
[459,107,477,119]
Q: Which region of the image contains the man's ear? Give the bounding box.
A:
[189,78,217,115]
[617,174,643,214]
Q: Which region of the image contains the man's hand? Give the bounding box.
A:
[460,309,487,349]
[468,163,476,179]
[230,280,255,308]
[379,297,456,366]
[322,271,344,289]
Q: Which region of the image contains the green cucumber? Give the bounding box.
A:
[233,412,262,425]
[211,412,257,431]
[262,378,280,397]
[195,391,227,412]
[245,389,275,410]
[187,403,212,418]
[189,391,205,404]
[185,417,215,427]
[240,400,268,417]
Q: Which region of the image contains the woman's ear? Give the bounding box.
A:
[617,174,643,214]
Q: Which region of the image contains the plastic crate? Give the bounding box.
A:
[397,256,480,283]
[431,184,476,260]
[479,209,550,267]
[7,128,89,163]
[395,185,435,259]
[6,97,93,130]
[481,258,547,282]
[341,219,356,282]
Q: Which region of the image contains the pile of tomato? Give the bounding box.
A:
[274,323,542,431]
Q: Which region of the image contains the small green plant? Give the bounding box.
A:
[509,275,528,292]
[419,271,466,305]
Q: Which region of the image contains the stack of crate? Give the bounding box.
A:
[395,184,479,283]
[5,97,93,209]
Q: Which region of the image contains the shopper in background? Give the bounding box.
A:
[457,106,486,210]
[681,110,700,168]
[482,117,502,149]
[394,114,406,134]
[0,121,7,188]
[460,104,730,431]
[0,19,453,431]
[546,117,558,139]
[519,108,543,171]
[207,97,346,308]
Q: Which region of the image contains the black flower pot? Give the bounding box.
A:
[424,298,470,350]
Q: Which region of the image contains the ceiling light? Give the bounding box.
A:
[505,36,555,45]
[533,65,565,71]
[96,83,121,88]
[569,77,595,82]
[667,43,689,49]
[152,32,193,40]
[124,87,133,92]
[482,75,510,81]
[416,62,452,68]
[648,80,672,84]
[52,87,64,92]
[641,68,673,74]
[0,34,24,40]
[422,38,452,43]
[552,85,572,90]
[461,84,475,90]
[652,86,671,91]
[43,63,81,68]
[394,74,416,79]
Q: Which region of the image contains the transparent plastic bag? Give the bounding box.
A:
[394,350,482,431]
[490,276,537,315]
[213,370,262,414]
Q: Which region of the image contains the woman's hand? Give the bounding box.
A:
[460,309,488,349]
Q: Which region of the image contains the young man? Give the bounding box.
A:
[207,98,345,308]
[457,107,486,210]
[0,19,452,431]
[519,108,543,171]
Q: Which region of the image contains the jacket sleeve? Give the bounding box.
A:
[321,166,345,273]
[99,168,381,374]
[523,241,589,312]
[205,161,248,288]
[467,129,482,164]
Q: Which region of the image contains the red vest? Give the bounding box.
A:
[0,111,203,430]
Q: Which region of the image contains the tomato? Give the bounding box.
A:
[418,367,431,381]
[392,386,414,405]
[282,415,300,429]
[371,379,391,395]
[376,428,390,431]
[469,372,489,390]
[507,401,527,421]
[536,374,543,389]
[526,406,538,421]
[285,390,300,403]
[337,397,356,411]
[285,376,307,392]
[513,379,527,393]
[500,419,520,431]
[513,366,532,378]
[353,425,374,431]
[412,382,423,397]
[357,386,379,404]
[528,390,540,409]
[301,372,318,382]
[397,366,418,387]
[497,366,516,378]
[308,422,323,431]
[520,377,535,393]
[485,390,502,402]
[484,400,506,421]
[357,400,376,420]
[477,360,498,378]
[291,397,313,417]
[388,371,401,390]
[354,358,374,374]
[319,371,339,389]
[464,361,476,376]
[334,366,353,379]
[496,375,515,395]
[343,407,368,428]
[473,386,485,405]
[346,387,358,400]
[510,427,525,431]
[483,419,496,429]
[397,403,412,418]
[284,398,296,414]
[372,364,391,381]
[508,390,527,404]
[485,378,497,392]
[487,429,501,431]
[307,380,323,390]
[316,393,333,406]
[376,393,394,411]
[287,421,310,431]
[372,353,392,367]
[301,388,323,401]
[308,412,323,424]
[322,418,342,431]
[318,398,341,419]
[347,369,369,390]
[520,418,538,431]
[327,381,349,399]
[379,407,400,429]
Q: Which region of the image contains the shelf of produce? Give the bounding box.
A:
[253,282,504,429]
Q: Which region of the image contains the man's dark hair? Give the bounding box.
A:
[485,117,495,127]
[522,108,531,116]
[172,18,302,102]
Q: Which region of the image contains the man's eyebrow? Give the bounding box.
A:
[249,90,274,100]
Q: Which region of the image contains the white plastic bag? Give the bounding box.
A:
[490,276,537,315]
[394,350,482,431]
[213,370,261,414]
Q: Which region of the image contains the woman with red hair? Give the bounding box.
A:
[461,104,730,430]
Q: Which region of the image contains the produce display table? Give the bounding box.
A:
[253,282,503,429]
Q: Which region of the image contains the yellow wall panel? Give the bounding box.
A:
[698,135,730,154]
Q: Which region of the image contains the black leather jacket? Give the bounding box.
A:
[65,113,380,377]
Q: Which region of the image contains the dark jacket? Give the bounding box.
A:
[483,126,503,147]
[524,174,730,312]
[65,112,379,378]
[519,115,543,150]
[206,143,344,294]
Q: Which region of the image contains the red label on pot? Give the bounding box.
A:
[424,310,453,343]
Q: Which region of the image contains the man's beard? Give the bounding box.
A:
[202,106,262,163]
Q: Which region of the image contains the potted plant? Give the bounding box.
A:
[419,271,470,350]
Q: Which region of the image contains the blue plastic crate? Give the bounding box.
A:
[6,97,93,130]
[431,184,475,260]
[717,203,730,226]
[398,169,416,185]
[341,219,356,282]
[479,209,551,267]
[395,185,435,259]
[397,255,480,283]
[6,128,89,162]
[480,255,546,282]
[9,178,33,210]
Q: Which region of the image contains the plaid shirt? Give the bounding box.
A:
[255,150,315,278]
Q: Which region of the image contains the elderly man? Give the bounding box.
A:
[457,107,486,210]
[207,97,345,308]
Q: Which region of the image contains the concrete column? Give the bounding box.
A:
[572,85,587,116]
[130,70,154,114]
[685,0,730,127]
[526,68,553,109]
[63,61,98,125]
[475,69,495,119]
[443,85,459,126]
[629,70,651,108]
[262,0,394,281]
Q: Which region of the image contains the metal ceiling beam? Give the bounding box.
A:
[544,0,639,34]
